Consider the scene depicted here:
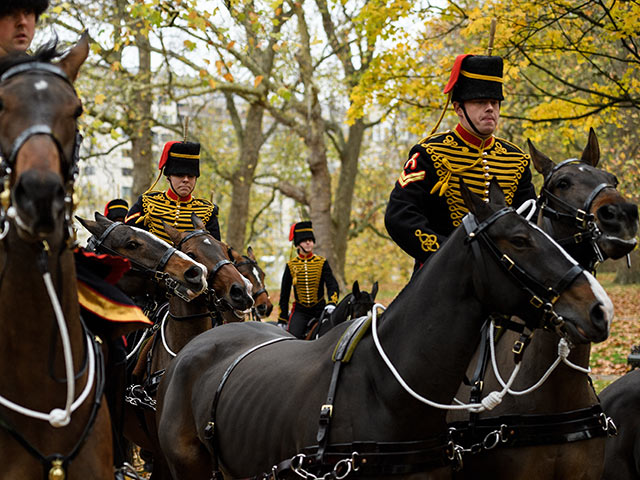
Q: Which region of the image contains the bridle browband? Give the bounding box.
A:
[462,207,583,337]
[0,62,83,243]
[537,158,617,270]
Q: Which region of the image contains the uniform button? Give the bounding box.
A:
[484,190,489,195]
[484,165,490,171]
[482,151,488,156]
[485,181,490,186]
[484,173,490,178]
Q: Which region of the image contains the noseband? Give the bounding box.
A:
[0,62,83,242]
[462,208,583,336]
[538,158,618,268]
[177,230,234,313]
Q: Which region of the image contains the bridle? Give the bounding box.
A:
[0,62,83,244]
[173,229,235,316]
[462,207,584,341]
[232,253,268,300]
[537,158,618,270]
[86,221,194,302]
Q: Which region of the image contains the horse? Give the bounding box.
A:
[228,245,273,320]
[599,369,640,479]
[155,179,613,480]
[0,36,118,479]
[123,214,254,479]
[449,128,638,480]
[306,280,379,339]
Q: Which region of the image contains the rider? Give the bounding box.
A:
[0,0,48,56]
[104,198,129,222]
[125,140,221,243]
[385,54,535,272]
[278,221,339,339]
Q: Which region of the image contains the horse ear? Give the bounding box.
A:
[163,221,182,245]
[488,177,506,207]
[94,212,112,226]
[371,281,378,300]
[247,246,256,260]
[580,127,600,167]
[76,215,105,237]
[352,280,360,296]
[191,213,206,230]
[527,138,555,176]
[460,178,491,219]
[57,32,89,82]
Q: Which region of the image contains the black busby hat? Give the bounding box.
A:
[289,221,315,246]
[104,199,129,222]
[0,0,49,18]
[445,55,504,102]
[159,141,200,178]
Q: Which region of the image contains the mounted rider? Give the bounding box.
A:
[385,54,535,272]
[125,140,221,243]
[0,0,48,57]
[278,221,340,339]
[104,198,129,222]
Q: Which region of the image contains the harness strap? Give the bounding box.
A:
[205,336,294,476]
[448,404,616,453]
[316,359,342,463]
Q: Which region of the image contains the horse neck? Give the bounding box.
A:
[0,238,85,379]
[489,330,596,413]
[164,295,212,353]
[370,235,486,407]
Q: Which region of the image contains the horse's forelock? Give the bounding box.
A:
[0,37,63,76]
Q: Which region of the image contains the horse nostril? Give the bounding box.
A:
[185,265,204,284]
[597,205,617,223]
[590,302,609,334]
[230,283,252,307]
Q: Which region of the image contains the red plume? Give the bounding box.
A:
[443,54,472,94]
[288,223,297,242]
[158,141,180,170]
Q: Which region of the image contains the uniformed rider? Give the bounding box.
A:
[278,221,340,339]
[385,54,535,272]
[125,140,221,242]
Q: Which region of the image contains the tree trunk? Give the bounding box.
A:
[613,248,640,284]
[333,118,366,286]
[226,103,265,248]
[129,33,153,199]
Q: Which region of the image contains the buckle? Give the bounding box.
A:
[512,340,525,355]
[529,295,543,308]
[501,254,515,270]
[321,404,333,418]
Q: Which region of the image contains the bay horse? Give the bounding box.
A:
[228,246,273,320]
[599,369,640,479]
[0,36,117,479]
[306,280,379,339]
[449,128,638,479]
[123,215,254,479]
[155,179,613,480]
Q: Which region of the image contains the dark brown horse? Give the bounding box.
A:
[306,280,379,339]
[450,129,638,479]
[155,180,613,480]
[229,246,273,320]
[599,369,640,479]
[0,36,116,479]
[124,215,254,479]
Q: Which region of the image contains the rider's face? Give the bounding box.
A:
[298,239,314,254]
[454,99,500,138]
[168,174,197,198]
[0,9,36,56]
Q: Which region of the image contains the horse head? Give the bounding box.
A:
[229,245,273,318]
[164,214,254,319]
[529,128,638,268]
[77,213,207,301]
[0,36,88,244]
[349,280,378,319]
[460,178,613,345]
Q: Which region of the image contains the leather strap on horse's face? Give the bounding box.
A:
[233,254,269,300]
[463,208,584,332]
[0,62,82,184]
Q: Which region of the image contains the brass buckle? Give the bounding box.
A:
[530,295,543,308]
[512,340,525,355]
[501,254,515,270]
[321,404,333,417]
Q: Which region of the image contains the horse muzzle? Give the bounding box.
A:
[10,169,65,239]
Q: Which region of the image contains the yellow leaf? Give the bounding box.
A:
[254,75,263,87]
[223,73,234,82]
[94,94,106,105]
[208,78,217,89]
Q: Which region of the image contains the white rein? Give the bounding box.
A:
[0,269,96,428]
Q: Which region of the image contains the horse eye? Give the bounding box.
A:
[555,179,570,190]
[186,252,197,259]
[74,105,83,118]
[510,236,530,249]
[125,240,139,250]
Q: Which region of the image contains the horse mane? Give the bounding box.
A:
[0,37,63,76]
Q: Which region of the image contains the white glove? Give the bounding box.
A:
[324,304,336,315]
